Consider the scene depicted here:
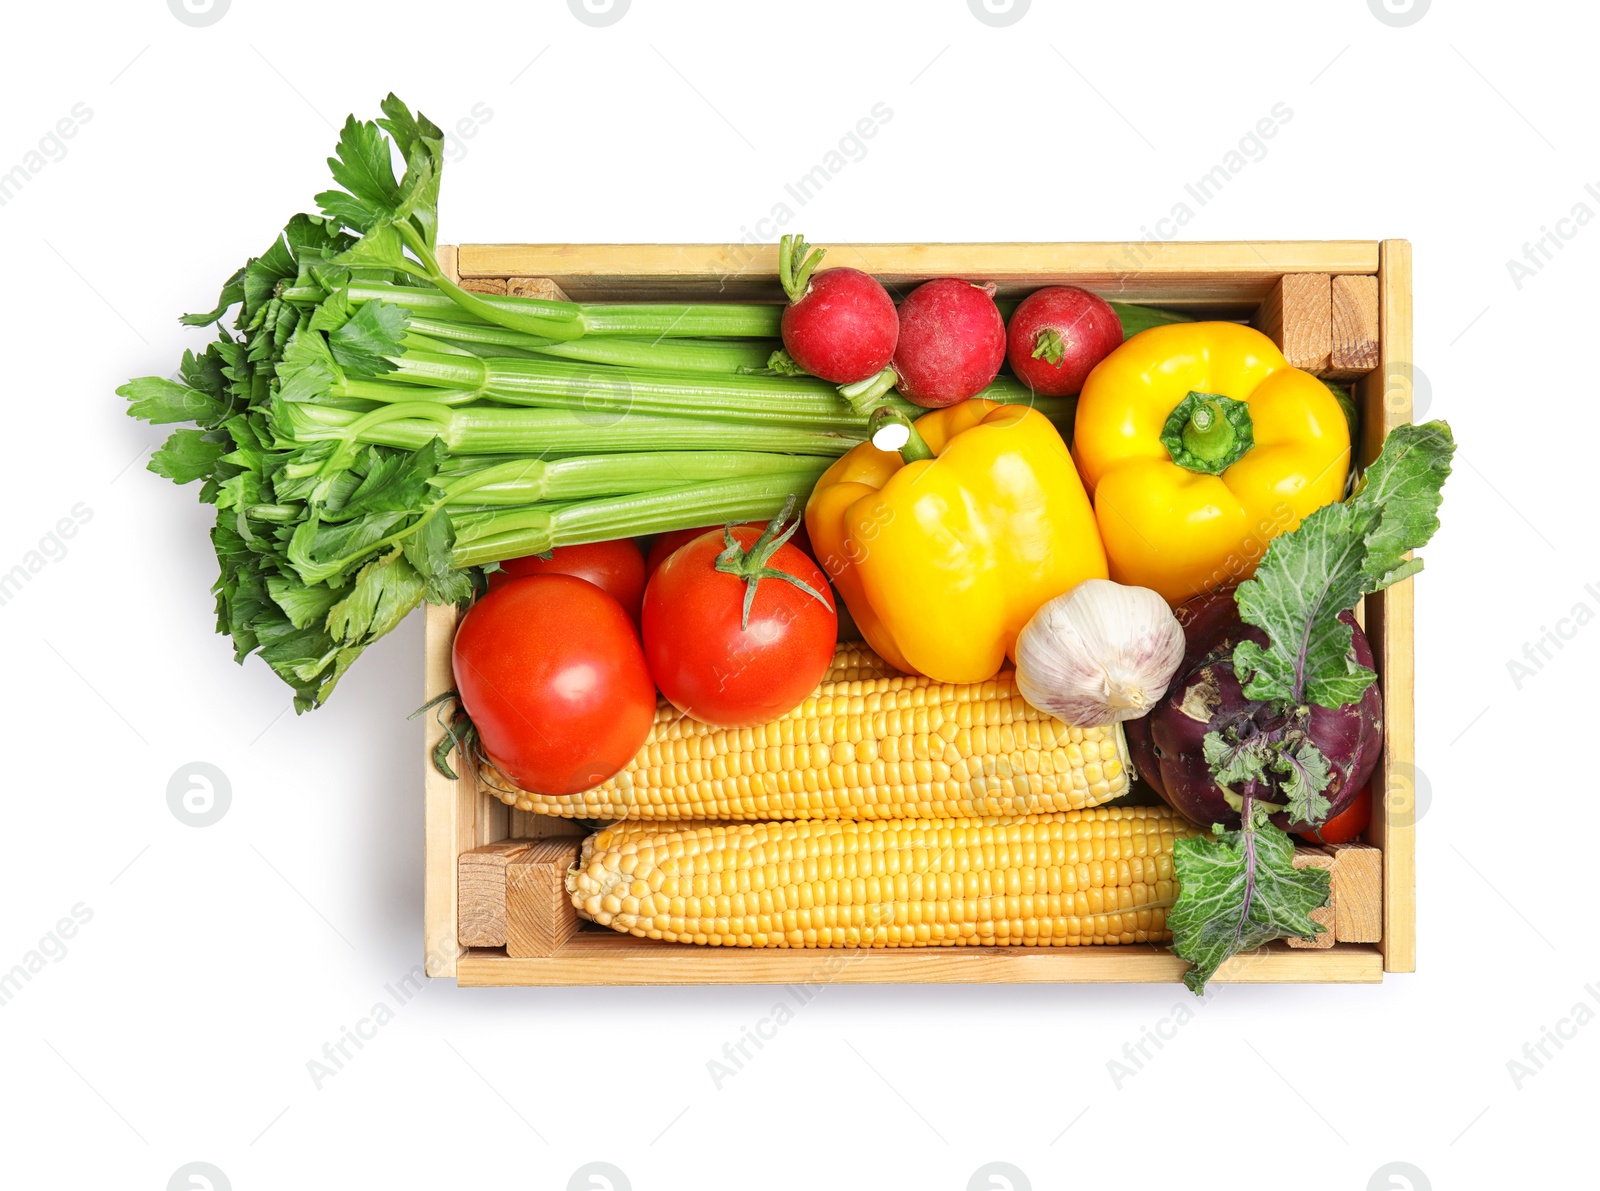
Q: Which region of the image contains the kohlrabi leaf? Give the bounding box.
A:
[1169,805,1332,994]
[1350,421,1456,592]
[1202,731,1269,789]
[1272,738,1333,825]
[1231,420,1455,710]
[1232,500,1376,707]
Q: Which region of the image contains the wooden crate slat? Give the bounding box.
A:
[422,599,466,978]
[1252,273,1332,373]
[458,241,1381,308]
[457,939,1384,987]
[505,839,582,959]
[1327,842,1385,944]
[1326,274,1382,379]
[1366,239,1416,972]
[457,841,534,948]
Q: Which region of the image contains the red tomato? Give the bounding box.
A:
[1298,783,1372,846]
[642,524,837,728]
[644,521,814,579]
[453,575,656,795]
[487,539,647,619]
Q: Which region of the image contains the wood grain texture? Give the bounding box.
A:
[1253,274,1331,373]
[457,841,533,948]
[422,599,467,978]
[505,839,582,959]
[457,938,1384,986]
[457,242,1381,309]
[1326,274,1381,379]
[1364,239,1415,972]
[506,276,571,302]
[1327,843,1384,944]
[1287,849,1338,949]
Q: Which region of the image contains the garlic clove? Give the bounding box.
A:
[1015,579,1187,728]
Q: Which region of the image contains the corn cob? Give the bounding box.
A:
[568,806,1194,947]
[489,668,1131,820]
[821,640,901,684]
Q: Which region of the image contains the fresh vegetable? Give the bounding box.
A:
[487,538,646,619]
[1131,591,1382,832]
[777,234,899,385]
[641,503,837,728]
[1014,579,1186,728]
[1300,783,1371,846]
[570,806,1193,946]
[643,520,813,579]
[451,575,656,795]
[806,399,1106,684]
[890,279,1008,408]
[501,666,1132,820]
[1073,321,1351,605]
[1155,420,1455,992]
[129,96,1068,711]
[1005,286,1124,397]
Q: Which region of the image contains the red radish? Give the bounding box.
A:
[777,234,898,385]
[1006,286,1124,396]
[891,278,1007,408]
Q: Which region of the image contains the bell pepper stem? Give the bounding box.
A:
[868,407,936,463]
[1160,390,1255,475]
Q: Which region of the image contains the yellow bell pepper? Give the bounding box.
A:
[1074,321,1350,606]
[805,399,1107,684]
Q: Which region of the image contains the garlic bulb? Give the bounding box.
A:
[1014,579,1186,727]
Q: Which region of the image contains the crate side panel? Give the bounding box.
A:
[1361,239,1416,973]
[456,939,1384,987]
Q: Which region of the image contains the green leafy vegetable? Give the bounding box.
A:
[1171,421,1456,993]
[1169,803,1332,994]
[1232,421,1456,707]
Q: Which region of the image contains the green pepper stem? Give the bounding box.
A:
[1183,400,1235,461]
[1159,390,1255,475]
[868,407,935,464]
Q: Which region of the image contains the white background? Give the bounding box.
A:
[0,1,1593,1188]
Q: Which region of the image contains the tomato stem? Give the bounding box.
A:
[712,495,834,631]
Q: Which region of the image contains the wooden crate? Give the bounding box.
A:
[422,241,1414,987]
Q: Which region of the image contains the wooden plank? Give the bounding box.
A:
[422,598,466,978]
[1326,274,1381,379]
[458,242,1382,308]
[460,277,508,295]
[506,276,571,302]
[1364,239,1415,972]
[457,938,1385,987]
[505,839,582,959]
[1287,849,1338,949]
[1253,274,1331,373]
[1326,842,1384,944]
[457,841,534,948]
